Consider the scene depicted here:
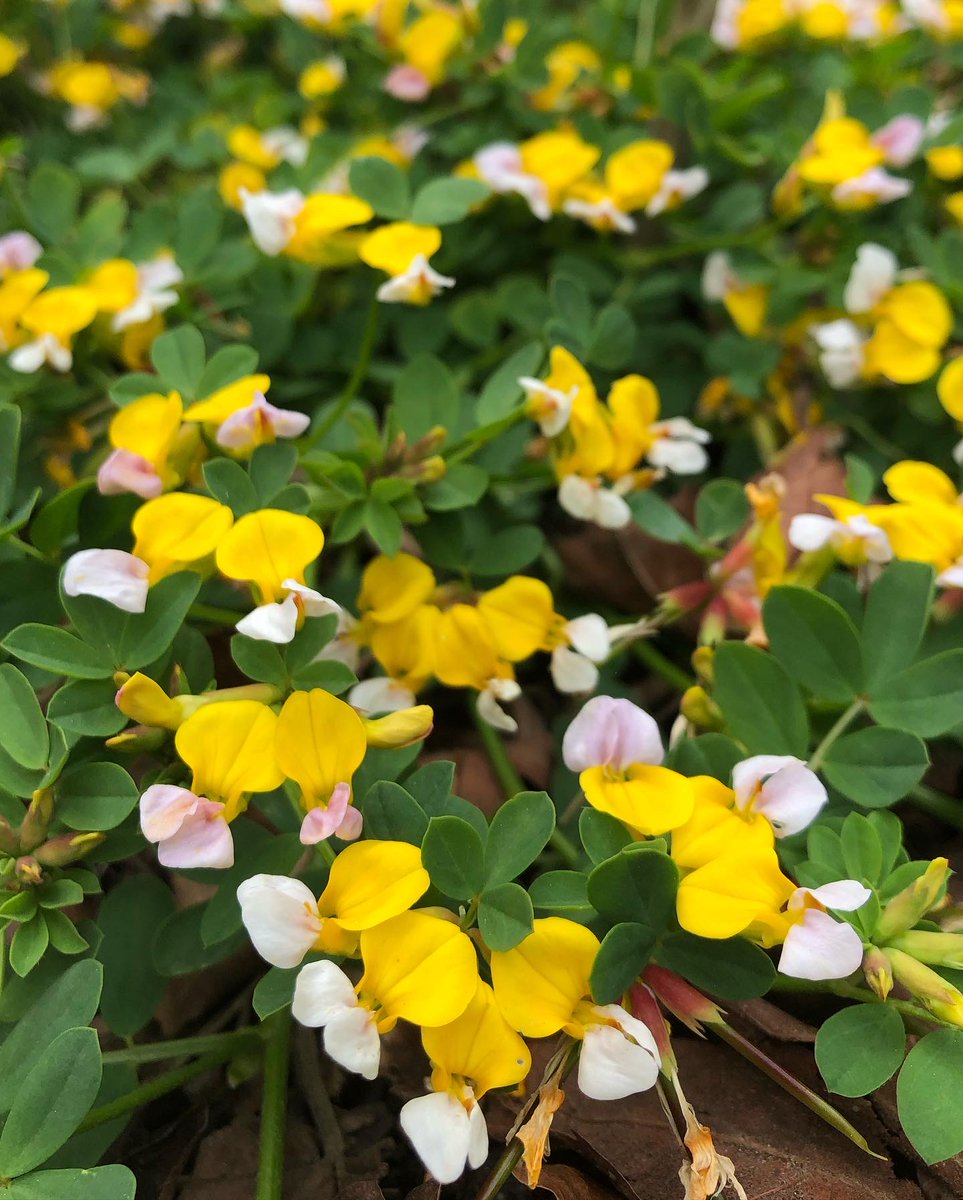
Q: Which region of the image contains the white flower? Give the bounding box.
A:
[550,614,610,695]
[557,475,632,529]
[702,250,737,301]
[235,579,341,644]
[811,319,866,388]
[375,254,455,305]
[262,126,309,168]
[563,197,636,234]
[647,418,711,475]
[279,0,333,21]
[240,188,305,256]
[778,881,871,980]
[645,167,709,217]
[9,333,72,373]
[578,1004,661,1100]
[237,874,323,968]
[62,548,150,613]
[843,243,898,314]
[400,1091,489,1184]
[518,376,576,437]
[732,754,827,837]
[292,959,381,1078]
[349,676,417,715]
[113,256,183,332]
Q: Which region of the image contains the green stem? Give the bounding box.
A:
[619,219,787,271]
[769,976,943,1028]
[306,296,380,448]
[444,407,528,466]
[189,602,245,627]
[102,1027,262,1065]
[256,1007,292,1200]
[632,638,693,692]
[459,896,480,931]
[472,703,580,868]
[908,784,963,832]
[77,1046,246,1133]
[634,0,659,68]
[807,700,865,772]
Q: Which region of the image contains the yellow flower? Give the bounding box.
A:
[519,130,600,213]
[947,192,963,226]
[422,980,531,1099]
[175,700,283,819]
[358,223,453,305]
[0,35,27,78]
[358,553,437,625]
[926,145,963,180]
[477,576,560,662]
[883,461,959,508]
[183,374,271,423]
[275,688,367,812]
[398,9,463,84]
[0,268,48,350]
[285,194,374,266]
[299,57,346,99]
[107,391,184,483]
[367,605,439,694]
[19,286,99,344]
[86,258,140,314]
[131,493,234,582]
[216,509,324,604]
[50,61,120,112]
[582,765,696,838]
[797,117,884,186]
[529,41,601,112]
[938,357,963,420]
[219,162,268,210]
[800,1,851,38]
[228,125,282,170]
[735,0,791,45]
[604,140,675,211]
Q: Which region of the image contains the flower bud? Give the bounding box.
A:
[362,704,434,749]
[415,455,447,484]
[628,983,676,1072]
[692,645,715,687]
[106,726,169,753]
[641,965,725,1033]
[19,788,54,853]
[862,945,893,1000]
[679,686,724,732]
[115,672,184,730]
[876,858,949,942]
[888,947,963,1027]
[886,930,963,970]
[0,816,18,856]
[14,856,43,886]
[34,832,105,867]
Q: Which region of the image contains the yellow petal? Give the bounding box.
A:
[581,764,696,837]
[115,671,183,730]
[880,282,952,349]
[722,285,769,338]
[21,286,99,340]
[676,848,794,939]
[175,699,283,813]
[131,493,234,582]
[0,268,49,347]
[183,375,271,423]
[605,139,674,211]
[433,604,502,689]
[937,357,963,421]
[519,132,600,208]
[367,605,438,687]
[477,576,556,662]
[86,259,139,313]
[362,704,434,748]
[109,391,183,469]
[216,509,324,603]
[490,917,598,1038]
[359,223,442,278]
[670,777,774,871]
[422,980,531,1097]
[276,689,367,808]
[864,319,941,385]
[358,553,436,624]
[227,125,281,170]
[359,910,478,1025]
[883,461,958,507]
[320,839,429,928]
[543,345,597,404]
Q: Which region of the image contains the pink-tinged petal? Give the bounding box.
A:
[0,231,43,271]
[292,959,358,1026]
[803,880,872,912]
[97,448,164,499]
[299,782,353,845]
[562,695,664,773]
[140,784,200,843]
[384,64,431,102]
[832,168,912,207]
[400,1092,474,1184]
[872,115,925,167]
[216,392,310,450]
[62,548,150,614]
[778,910,865,980]
[754,761,828,837]
[237,874,321,967]
[157,801,234,869]
[336,804,363,841]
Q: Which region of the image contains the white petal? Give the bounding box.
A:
[0,232,42,272]
[9,339,48,373]
[292,959,359,1025]
[754,762,828,836]
[702,251,734,301]
[240,188,305,256]
[558,475,597,521]
[731,755,800,807]
[802,880,872,912]
[594,488,632,529]
[467,1103,489,1169]
[565,613,610,662]
[237,874,321,968]
[844,243,898,313]
[550,646,599,695]
[236,595,300,643]
[938,563,963,589]
[778,911,865,980]
[477,685,518,733]
[158,803,234,869]
[323,1004,381,1078]
[348,677,416,715]
[400,1092,473,1184]
[647,437,709,475]
[281,579,341,619]
[578,1007,660,1100]
[788,514,836,553]
[62,548,150,613]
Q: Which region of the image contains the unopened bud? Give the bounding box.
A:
[887,930,963,970]
[14,856,43,886]
[641,965,725,1033]
[19,788,54,853]
[0,816,18,856]
[115,672,183,730]
[415,455,446,484]
[862,946,893,1000]
[106,726,169,753]
[628,982,676,1071]
[362,704,434,749]
[410,426,447,459]
[888,947,963,1027]
[692,645,715,687]
[679,686,724,732]
[34,832,105,867]
[876,858,949,942]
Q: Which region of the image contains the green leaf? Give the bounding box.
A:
[579,808,631,865]
[231,634,287,688]
[629,491,701,547]
[253,966,297,1019]
[478,882,534,951]
[117,571,201,670]
[714,642,809,756]
[665,733,742,784]
[289,660,356,694]
[590,922,657,1004]
[393,353,459,442]
[404,761,455,812]
[421,815,486,900]
[656,931,776,1000]
[46,680,127,740]
[364,499,404,556]
[200,826,303,947]
[897,1029,963,1163]
[411,177,488,225]
[861,561,934,691]
[150,325,206,400]
[10,917,49,978]
[763,586,862,701]
[0,664,49,769]
[2,626,113,680]
[284,613,339,675]
[816,1004,905,1097]
[0,1166,136,1199]
[587,848,678,928]
[196,344,260,398]
[823,727,929,809]
[0,402,22,517]
[468,525,544,576]
[27,163,80,241]
[475,342,543,424]
[361,781,428,845]
[695,480,750,542]
[348,157,411,219]
[0,1028,102,1177]
[839,812,883,884]
[868,650,963,737]
[97,874,175,1035]
[203,459,259,516]
[529,871,595,923]
[43,911,89,956]
[56,762,139,832]
[586,303,635,370]
[550,274,592,339]
[422,464,489,512]
[250,443,297,505]
[484,791,556,887]
[0,961,102,1115]
[153,905,246,977]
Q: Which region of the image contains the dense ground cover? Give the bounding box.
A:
[2,0,963,1196]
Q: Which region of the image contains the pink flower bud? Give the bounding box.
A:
[97,448,164,499]
[384,64,431,102]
